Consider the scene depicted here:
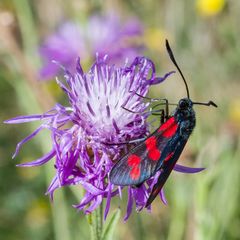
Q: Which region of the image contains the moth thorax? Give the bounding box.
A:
[175,99,196,139]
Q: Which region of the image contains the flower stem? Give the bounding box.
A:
[88,203,103,240]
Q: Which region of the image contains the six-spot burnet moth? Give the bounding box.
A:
[109,40,217,207]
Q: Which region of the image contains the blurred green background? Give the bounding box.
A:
[0,0,240,239]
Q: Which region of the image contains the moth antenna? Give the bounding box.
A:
[165,39,190,99]
[192,101,218,108]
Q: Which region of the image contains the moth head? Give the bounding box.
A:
[178,98,193,110]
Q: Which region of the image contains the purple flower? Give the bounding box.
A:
[40,15,143,79]
[40,22,86,80]
[5,56,203,220]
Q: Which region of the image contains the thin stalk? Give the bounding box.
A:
[88,203,103,240]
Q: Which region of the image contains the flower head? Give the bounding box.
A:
[6,56,203,220]
[40,15,143,79]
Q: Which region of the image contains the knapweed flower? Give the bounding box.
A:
[40,15,143,79]
[6,56,203,220]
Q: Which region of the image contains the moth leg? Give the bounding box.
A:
[122,106,163,115]
[160,109,165,125]
[129,91,168,103]
[151,108,165,124]
[165,98,169,119]
[102,137,146,146]
[152,99,170,120]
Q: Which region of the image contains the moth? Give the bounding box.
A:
[110,40,217,207]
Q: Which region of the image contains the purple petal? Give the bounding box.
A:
[85,195,102,214]
[160,189,168,205]
[77,181,105,195]
[55,77,71,96]
[76,57,84,75]
[46,175,59,200]
[147,71,175,86]
[17,149,55,167]
[4,114,55,124]
[74,194,94,210]
[118,186,122,199]
[134,186,146,207]
[174,164,205,173]
[124,187,133,222]
[12,126,44,158]
[104,184,113,220]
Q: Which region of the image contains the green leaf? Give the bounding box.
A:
[101,209,121,240]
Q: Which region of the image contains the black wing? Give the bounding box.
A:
[145,137,188,207]
[110,117,179,186]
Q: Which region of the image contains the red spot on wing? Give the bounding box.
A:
[148,149,161,161]
[158,117,178,138]
[145,136,157,150]
[128,154,141,167]
[162,124,178,138]
[128,155,141,180]
[130,166,140,180]
[145,136,161,161]
[164,152,174,162]
[158,117,175,131]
